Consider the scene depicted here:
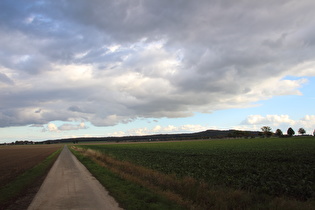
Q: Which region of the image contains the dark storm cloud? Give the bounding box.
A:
[0,0,314,128]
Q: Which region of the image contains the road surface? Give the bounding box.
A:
[28,146,122,210]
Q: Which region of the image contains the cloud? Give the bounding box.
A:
[120,124,210,136]
[0,1,315,127]
[241,115,296,126]
[0,72,14,85]
[58,122,88,131]
[43,122,88,132]
[34,109,42,113]
[47,123,58,132]
[239,114,315,134]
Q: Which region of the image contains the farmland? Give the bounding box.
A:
[73,137,315,209]
[0,144,62,187]
[0,144,62,209]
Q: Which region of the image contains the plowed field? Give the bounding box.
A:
[0,144,62,187]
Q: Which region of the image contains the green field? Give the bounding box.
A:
[74,137,315,209]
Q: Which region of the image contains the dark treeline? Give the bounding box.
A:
[43,129,261,144]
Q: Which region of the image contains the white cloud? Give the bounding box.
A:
[58,122,88,131]
[242,115,295,126]
[240,115,315,134]
[43,122,88,132]
[152,125,177,133]
[288,61,315,77]
[110,131,126,137]
[297,115,315,131]
[123,124,209,136]
[47,123,58,132]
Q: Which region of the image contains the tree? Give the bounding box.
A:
[261,126,272,138]
[275,129,283,137]
[287,127,295,137]
[298,128,306,135]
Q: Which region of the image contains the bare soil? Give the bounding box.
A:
[0,144,62,188]
[0,144,62,187]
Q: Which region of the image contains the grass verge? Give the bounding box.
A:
[0,148,62,210]
[70,146,182,210]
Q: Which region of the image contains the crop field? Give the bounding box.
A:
[74,137,315,209]
[0,144,62,188]
[0,144,62,209]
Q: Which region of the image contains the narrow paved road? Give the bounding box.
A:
[28,146,122,210]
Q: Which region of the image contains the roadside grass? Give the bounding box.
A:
[70,147,182,210]
[73,137,315,209]
[0,147,62,209]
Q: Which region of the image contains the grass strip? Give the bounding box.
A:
[70,147,183,210]
[0,148,62,209]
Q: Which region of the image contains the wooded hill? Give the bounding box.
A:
[43,129,261,144]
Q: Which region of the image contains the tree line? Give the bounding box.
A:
[260,126,314,138]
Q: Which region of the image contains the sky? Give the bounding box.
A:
[0,0,315,143]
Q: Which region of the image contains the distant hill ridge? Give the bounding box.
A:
[44,129,261,144]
